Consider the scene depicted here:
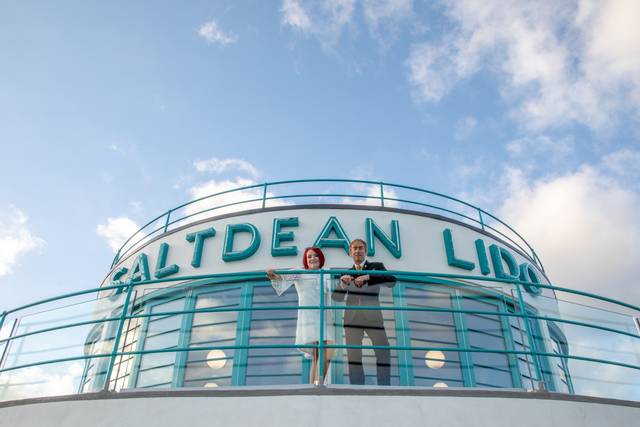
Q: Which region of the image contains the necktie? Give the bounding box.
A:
[355,264,362,271]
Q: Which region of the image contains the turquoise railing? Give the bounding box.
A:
[1,270,639,402]
[109,180,545,272]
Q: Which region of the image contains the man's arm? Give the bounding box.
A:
[366,263,396,287]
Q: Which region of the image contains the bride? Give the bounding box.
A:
[266,247,335,385]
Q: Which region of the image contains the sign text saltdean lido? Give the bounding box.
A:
[110,216,543,295]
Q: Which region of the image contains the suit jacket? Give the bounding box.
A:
[332,261,396,327]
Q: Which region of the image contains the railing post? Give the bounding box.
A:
[163,210,172,233]
[261,183,268,209]
[379,182,385,207]
[0,311,6,337]
[532,249,545,273]
[514,282,545,391]
[478,210,485,231]
[111,249,121,269]
[318,270,325,386]
[103,285,134,391]
[0,311,6,370]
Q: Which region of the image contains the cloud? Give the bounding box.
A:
[0,206,45,277]
[282,0,312,32]
[198,20,238,45]
[183,178,291,222]
[194,157,260,178]
[279,0,357,49]
[362,0,414,46]
[0,363,83,400]
[602,149,640,181]
[406,0,640,130]
[505,135,576,175]
[96,217,140,253]
[281,0,416,49]
[506,135,575,161]
[497,165,640,306]
[340,183,400,208]
[449,158,483,182]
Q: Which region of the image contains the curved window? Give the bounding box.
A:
[100,278,563,391]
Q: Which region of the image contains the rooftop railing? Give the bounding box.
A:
[1,271,638,403]
[109,180,545,272]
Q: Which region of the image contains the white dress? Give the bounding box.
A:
[271,273,336,355]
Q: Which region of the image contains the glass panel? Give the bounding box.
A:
[183,287,241,387]
[246,284,302,386]
[136,365,174,388]
[404,285,462,388]
[461,295,514,388]
[108,308,142,391]
[134,297,185,388]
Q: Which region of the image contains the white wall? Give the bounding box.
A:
[101,207,547,290]
[1,391,637,427]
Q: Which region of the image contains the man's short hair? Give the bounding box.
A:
[349,238,366,248]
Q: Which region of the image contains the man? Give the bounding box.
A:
[332,239,396,385]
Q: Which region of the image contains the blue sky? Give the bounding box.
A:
[1,0,640,312]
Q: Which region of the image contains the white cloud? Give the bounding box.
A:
[0,363,83,400]
[0,206,45,277]
[184,178,290,222]
[194,157,260,178]
[407,42,459,102]
[340,181,400,208]
[198,20,238,45]
[279,0,356,49]
[407,0,640,130]
[282,0,312,32]
[362,0,414,46]
[450,158,483,182]
[602,149,640,180]
[281,0,416,49]
[96,217,140,253]
[498,165,640,306]
[506,135,575,161]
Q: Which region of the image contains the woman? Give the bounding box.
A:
[266,247,335,385]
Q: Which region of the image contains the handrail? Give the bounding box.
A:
[108,180,544,272]
[4,270,639,317]
[1,270,638,402]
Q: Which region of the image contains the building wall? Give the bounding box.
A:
[1,390,638,427]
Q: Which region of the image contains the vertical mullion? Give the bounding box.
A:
[233,282,253,385]
[0,311,7,371]
[393,283,413,386]
[452,290,475,387]
[130,306,151,388]
[331,275,345,384]
[173,289,194,388]
[499,300,523,389]
[514,283,544,390]
[103,286,134,391]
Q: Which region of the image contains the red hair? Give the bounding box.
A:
[302,247,325,269]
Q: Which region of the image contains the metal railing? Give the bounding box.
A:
[109,180,545,272]
[1,270,639,403]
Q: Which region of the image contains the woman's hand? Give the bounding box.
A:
[266,269,282,280]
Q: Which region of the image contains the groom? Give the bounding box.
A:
[332,239,396,385]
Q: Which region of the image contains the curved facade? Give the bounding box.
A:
[0,181,638,423]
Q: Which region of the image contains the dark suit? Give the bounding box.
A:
[332,261,396,385]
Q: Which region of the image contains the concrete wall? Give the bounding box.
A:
[1,388,638,427]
